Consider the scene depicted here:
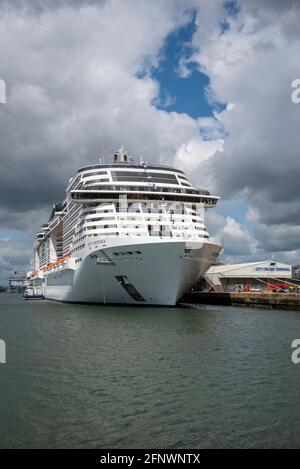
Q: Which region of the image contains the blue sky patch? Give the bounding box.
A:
[150,13,226,119]
[217,197,253,233]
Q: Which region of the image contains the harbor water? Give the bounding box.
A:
[0,293,300,448]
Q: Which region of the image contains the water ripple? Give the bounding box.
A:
[1,294,300,448]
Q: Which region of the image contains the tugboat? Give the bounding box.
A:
[8,271,26,293]
[23,285,44,300]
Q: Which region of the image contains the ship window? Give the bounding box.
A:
[72,191,216,205]
[84,179,110,185]
[111,171,178,184]
[82,171,107,178]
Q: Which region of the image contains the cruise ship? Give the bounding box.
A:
[28,148,223,305]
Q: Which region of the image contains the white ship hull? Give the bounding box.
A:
[30,149,223,307]
[41,239,222,306]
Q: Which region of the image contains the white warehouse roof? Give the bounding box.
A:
[206,260,293,279]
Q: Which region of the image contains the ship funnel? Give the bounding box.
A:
[113,146,128,164]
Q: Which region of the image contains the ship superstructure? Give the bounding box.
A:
[29,148,222,305]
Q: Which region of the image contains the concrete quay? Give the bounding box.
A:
[181,291,300,310]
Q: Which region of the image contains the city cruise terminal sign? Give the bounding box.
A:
[254,263,291,273]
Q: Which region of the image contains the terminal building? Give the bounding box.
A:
[204,260,300,293]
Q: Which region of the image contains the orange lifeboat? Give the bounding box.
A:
[45,253,71,269]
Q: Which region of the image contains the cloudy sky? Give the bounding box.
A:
[0,0,299,282]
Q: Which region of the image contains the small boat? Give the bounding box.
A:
[23,285,44,300]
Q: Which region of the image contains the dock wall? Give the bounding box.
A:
[181,291,300,310]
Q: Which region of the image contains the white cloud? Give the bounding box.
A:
[0,0,223,280]
[1,0,300,279]
[189,0,300,261]
[0,0,209,217]
[177,56,193,79]
[222,216,257,255]
[174,137,223,175]
[206,211,257,258]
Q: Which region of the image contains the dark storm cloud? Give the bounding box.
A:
[255,223,300,252]
[0,0,202,281]
[0,0,300,280]
[0,239,32,282]
[190,0,300,258]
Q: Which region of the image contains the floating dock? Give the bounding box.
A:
[181,291,300,310]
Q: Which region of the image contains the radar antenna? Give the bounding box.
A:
[113,146,128,164]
